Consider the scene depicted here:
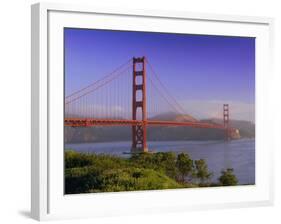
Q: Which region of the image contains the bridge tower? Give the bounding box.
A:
[131,57,148,153]
[223,104,230,140]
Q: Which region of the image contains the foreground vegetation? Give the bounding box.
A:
[65,150,238,194]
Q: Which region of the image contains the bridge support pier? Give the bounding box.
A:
[131,57,148,153]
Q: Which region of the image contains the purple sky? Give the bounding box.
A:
[64,28,255,122]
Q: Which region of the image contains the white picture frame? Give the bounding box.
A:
[31,2,274,221]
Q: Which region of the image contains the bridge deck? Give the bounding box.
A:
[64,118,226,130]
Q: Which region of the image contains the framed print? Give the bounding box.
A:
[31,2,274,221]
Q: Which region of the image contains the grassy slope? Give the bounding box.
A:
[65,150,191,194]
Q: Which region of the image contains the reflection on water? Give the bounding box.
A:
[65,139,255,185]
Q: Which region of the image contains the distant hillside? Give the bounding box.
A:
[149,112,197,122]
[65,113,255,143]
[201,118,255,138]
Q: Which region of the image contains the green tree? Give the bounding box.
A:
[194,159,212,185]
[176,153,193,183]
[218,168,238,186]
[155,152,177,178]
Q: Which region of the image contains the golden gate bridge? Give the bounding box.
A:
[65,57,238,153]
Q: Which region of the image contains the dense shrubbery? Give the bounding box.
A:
[218,168,238,186]
[65,150,238,194]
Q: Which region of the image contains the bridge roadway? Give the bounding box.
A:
[64,118,226,130]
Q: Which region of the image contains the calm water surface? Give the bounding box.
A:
[65,139,255,185]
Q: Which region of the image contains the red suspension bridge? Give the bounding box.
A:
[65,57,238,153]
